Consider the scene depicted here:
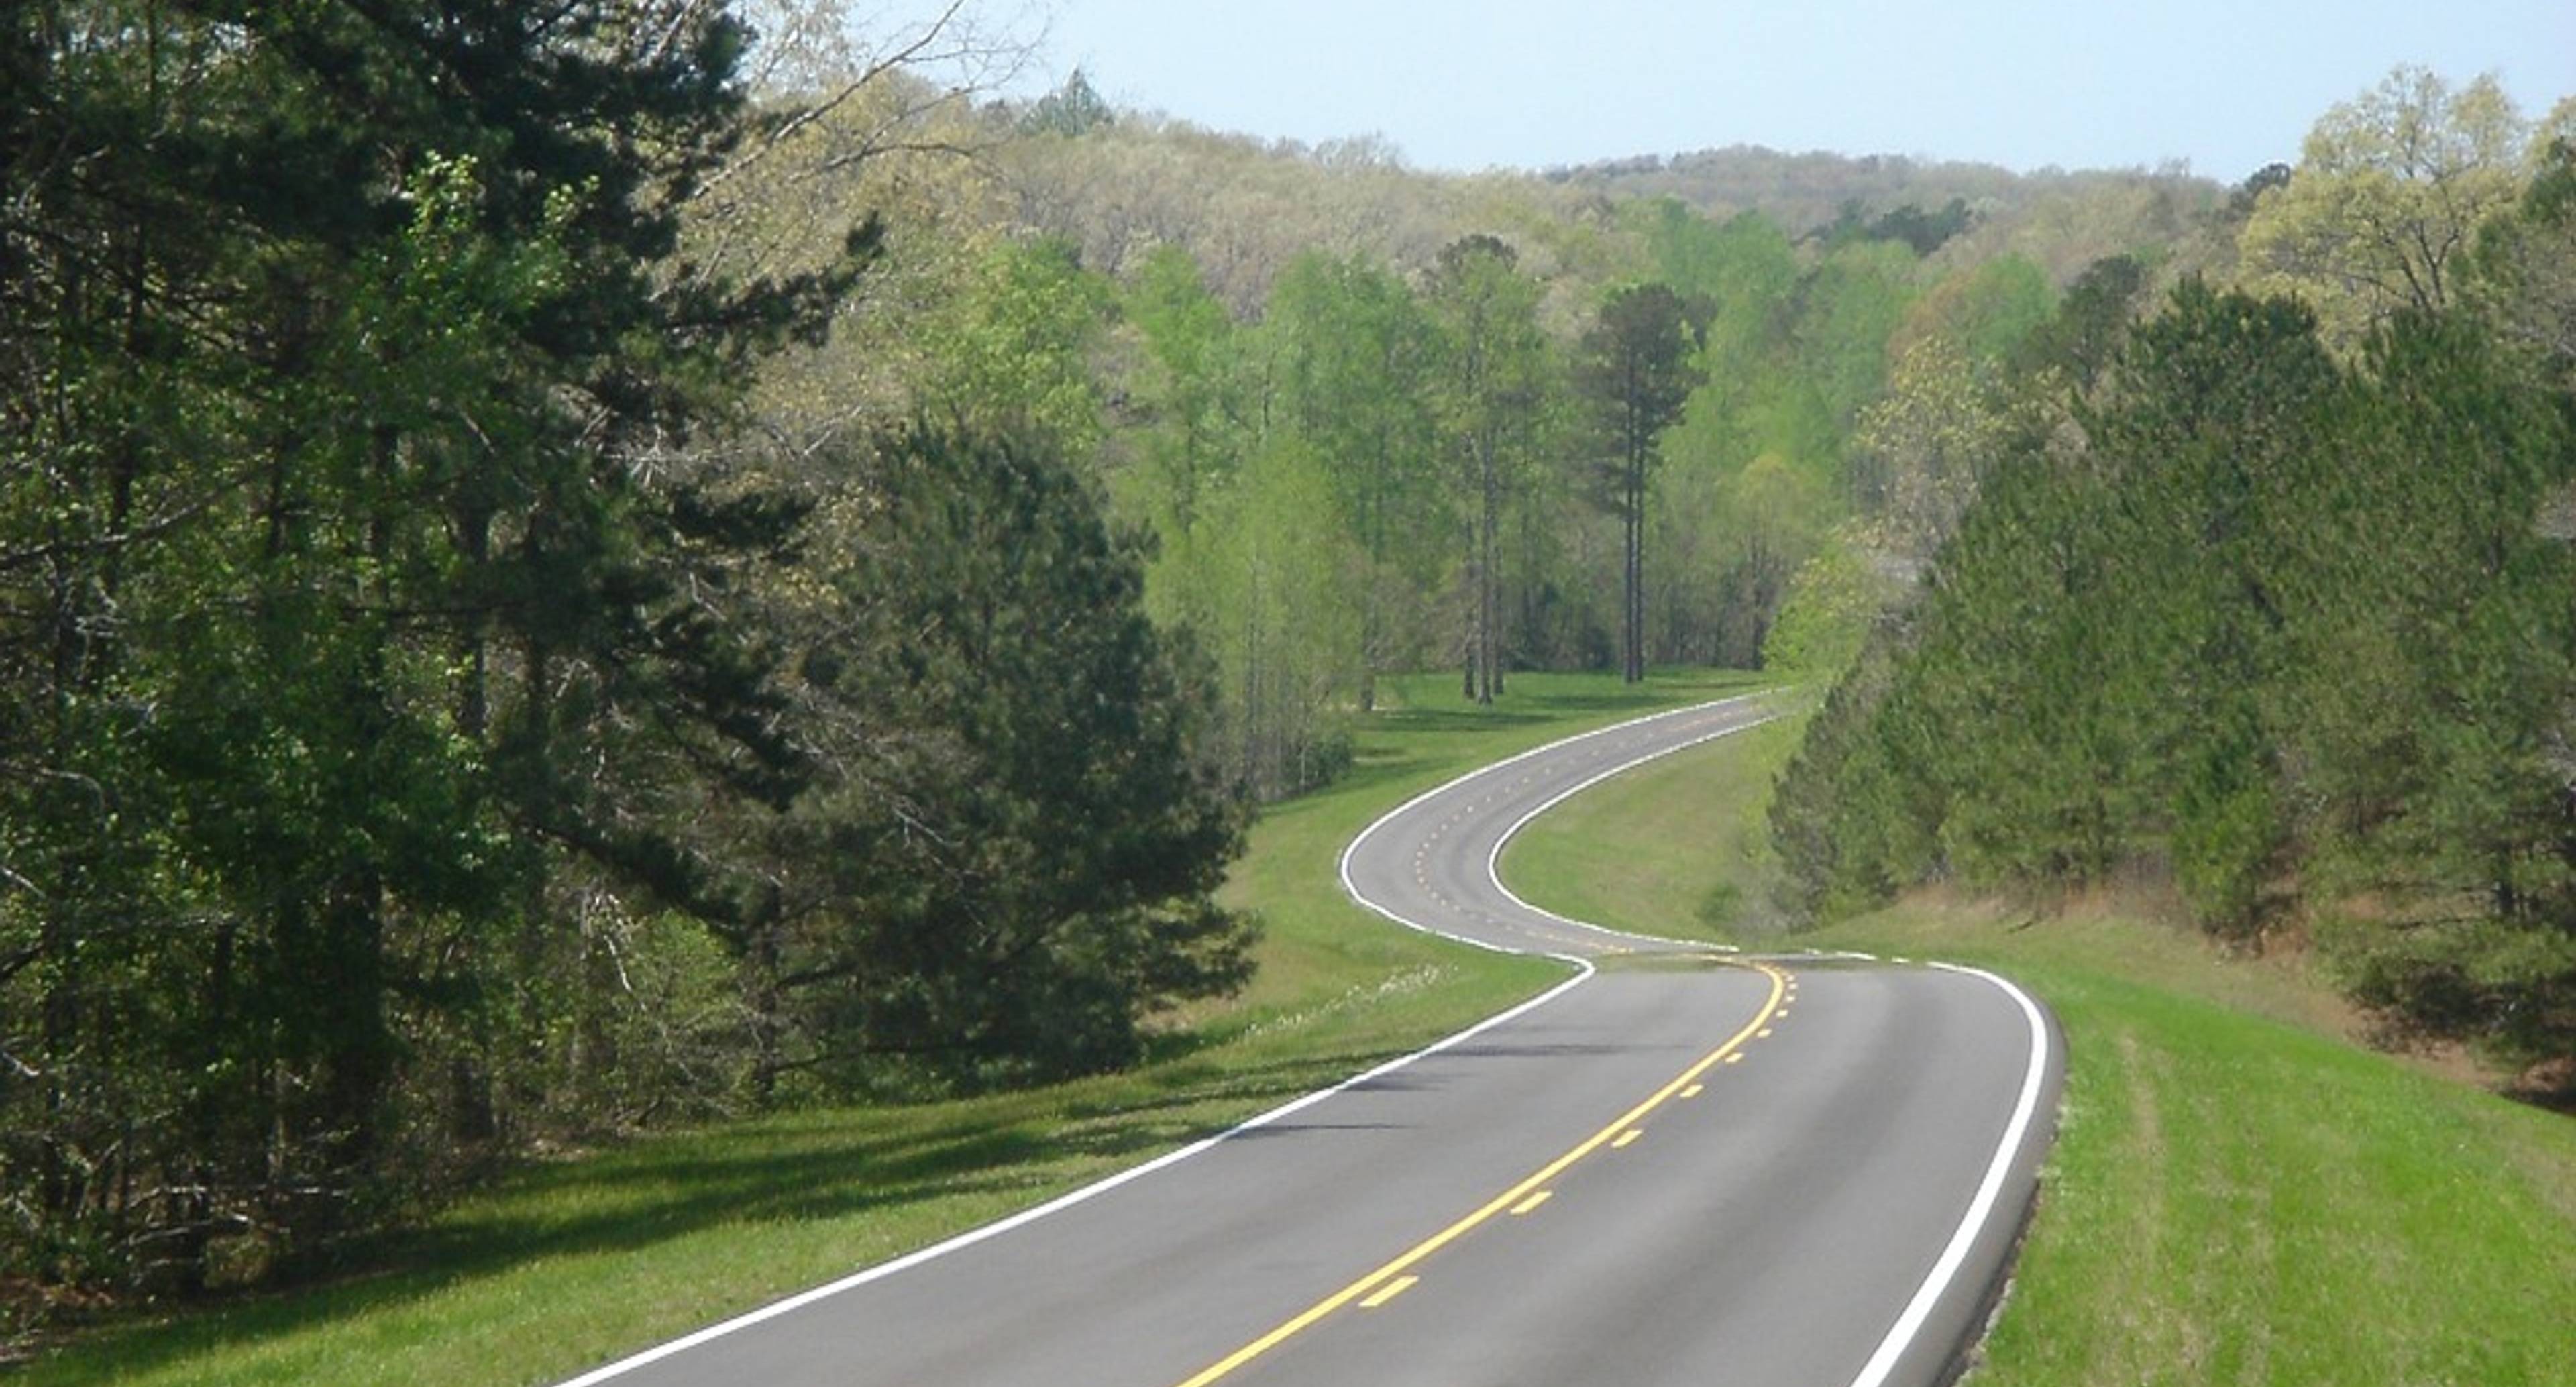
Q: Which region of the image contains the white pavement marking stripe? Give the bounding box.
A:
[1481,710,1782,951]
[1336,693,1772,957]
[553,954,1599,1386]
[564,694,1772,1386]
[1842,964,2053,1387]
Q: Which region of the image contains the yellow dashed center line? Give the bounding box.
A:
[1167,964,1791,1387]
[1509,1190,1553,1215]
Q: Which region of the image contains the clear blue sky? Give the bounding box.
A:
[963,0,2576,182]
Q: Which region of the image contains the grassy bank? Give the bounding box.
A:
[1504,730,2576,1386]
[1498,709,1805,942]
[20,669,1756,1387]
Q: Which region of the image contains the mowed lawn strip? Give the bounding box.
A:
[1501,728,2576,1386]
[25,669,1759,1387]
[1497,710,1804,942]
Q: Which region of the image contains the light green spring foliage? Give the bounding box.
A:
[1262,250,1451,702]
[1780,239,1921,457]
[1902,253,2057,368]
[1635,200,1803,325]
[921,237,1114,459]
[1425,234,1556,701]
[1115,245,1375,796]
[2240,66,2534,348]
[1847,335,2012,560]
[1263,251,1448,586]
[1760,539,1886,682]
[1122,243,1246,540]
[839,121,2215,742]
[2470,110,2576,380]
[1651,234,1914,671]
[1195,433,1370,792]
[1646,209,1895,668]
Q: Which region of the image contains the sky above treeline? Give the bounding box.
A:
[908,0,2575,182]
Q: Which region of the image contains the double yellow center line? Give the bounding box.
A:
[1171,962,1792,1387]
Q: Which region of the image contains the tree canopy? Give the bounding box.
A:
[0,0,1247,1304]
[12,17,2568,1323]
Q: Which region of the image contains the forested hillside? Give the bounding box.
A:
[738,65,2241,801]
[8,0,2561,1334]
[1545,143,2195,243]
[1772,70,2576,1079]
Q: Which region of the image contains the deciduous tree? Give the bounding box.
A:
[2241,66,2531,345]
[1426,235,1550,702]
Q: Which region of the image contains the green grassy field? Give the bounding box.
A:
[1498,709,1804,942]
[1503,729,2576,1387]
[20,669,1758,1387]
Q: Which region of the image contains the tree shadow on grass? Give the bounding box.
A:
[1368,708,1550,734]
[36,1044,1416,1385]
[42,669,1776,1382]
[1307,672,1769,810]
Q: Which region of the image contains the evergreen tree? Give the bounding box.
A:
[1770,273,2576,1070]
[760,427,1254,1089]
[1574,284,1707,683]
[0,0,869,1288]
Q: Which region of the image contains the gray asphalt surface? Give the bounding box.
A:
[563,694,2061,1387]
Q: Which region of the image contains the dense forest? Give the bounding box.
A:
[0,1,1258,1310]
[3,0,2568,1328]
[1772,73,2576,1076]
[749,66,2234,799]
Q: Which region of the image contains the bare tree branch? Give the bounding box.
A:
[700,1,1040,205]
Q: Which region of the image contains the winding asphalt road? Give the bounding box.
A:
[560,693,2063,1387]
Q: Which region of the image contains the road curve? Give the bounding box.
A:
[559,694,2062,1387]
[1340,693,1790,959]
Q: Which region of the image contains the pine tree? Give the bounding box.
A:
[1575,283,1707,683]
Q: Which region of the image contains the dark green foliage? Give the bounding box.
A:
[2225,162,2294,221]
[2014,254,2150,389]
[1772,268,2576,1069]
[0,0,873,1294]
[1022,68,1116,138]
[1575,284,1707,683]
[1768,616,1927,918]
[757,427,1254,1091]
[2469,136,2576,389]
[1823,197,1977,256]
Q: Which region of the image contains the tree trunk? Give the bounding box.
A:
[1461,512,1479,701]
[1480,437,1501,704]
[1621,445,1645,683]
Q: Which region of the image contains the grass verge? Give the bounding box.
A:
[1498,708,1805,941]
[21,669,1758,1387]
[1503,728,2576,1386]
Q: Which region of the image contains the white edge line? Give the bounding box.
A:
[559,694,1777,1386]
[1336,691,1772,952]
[1842,962,2053,1387]
[558,963,1596,1386]
[1482,711,1783,952]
